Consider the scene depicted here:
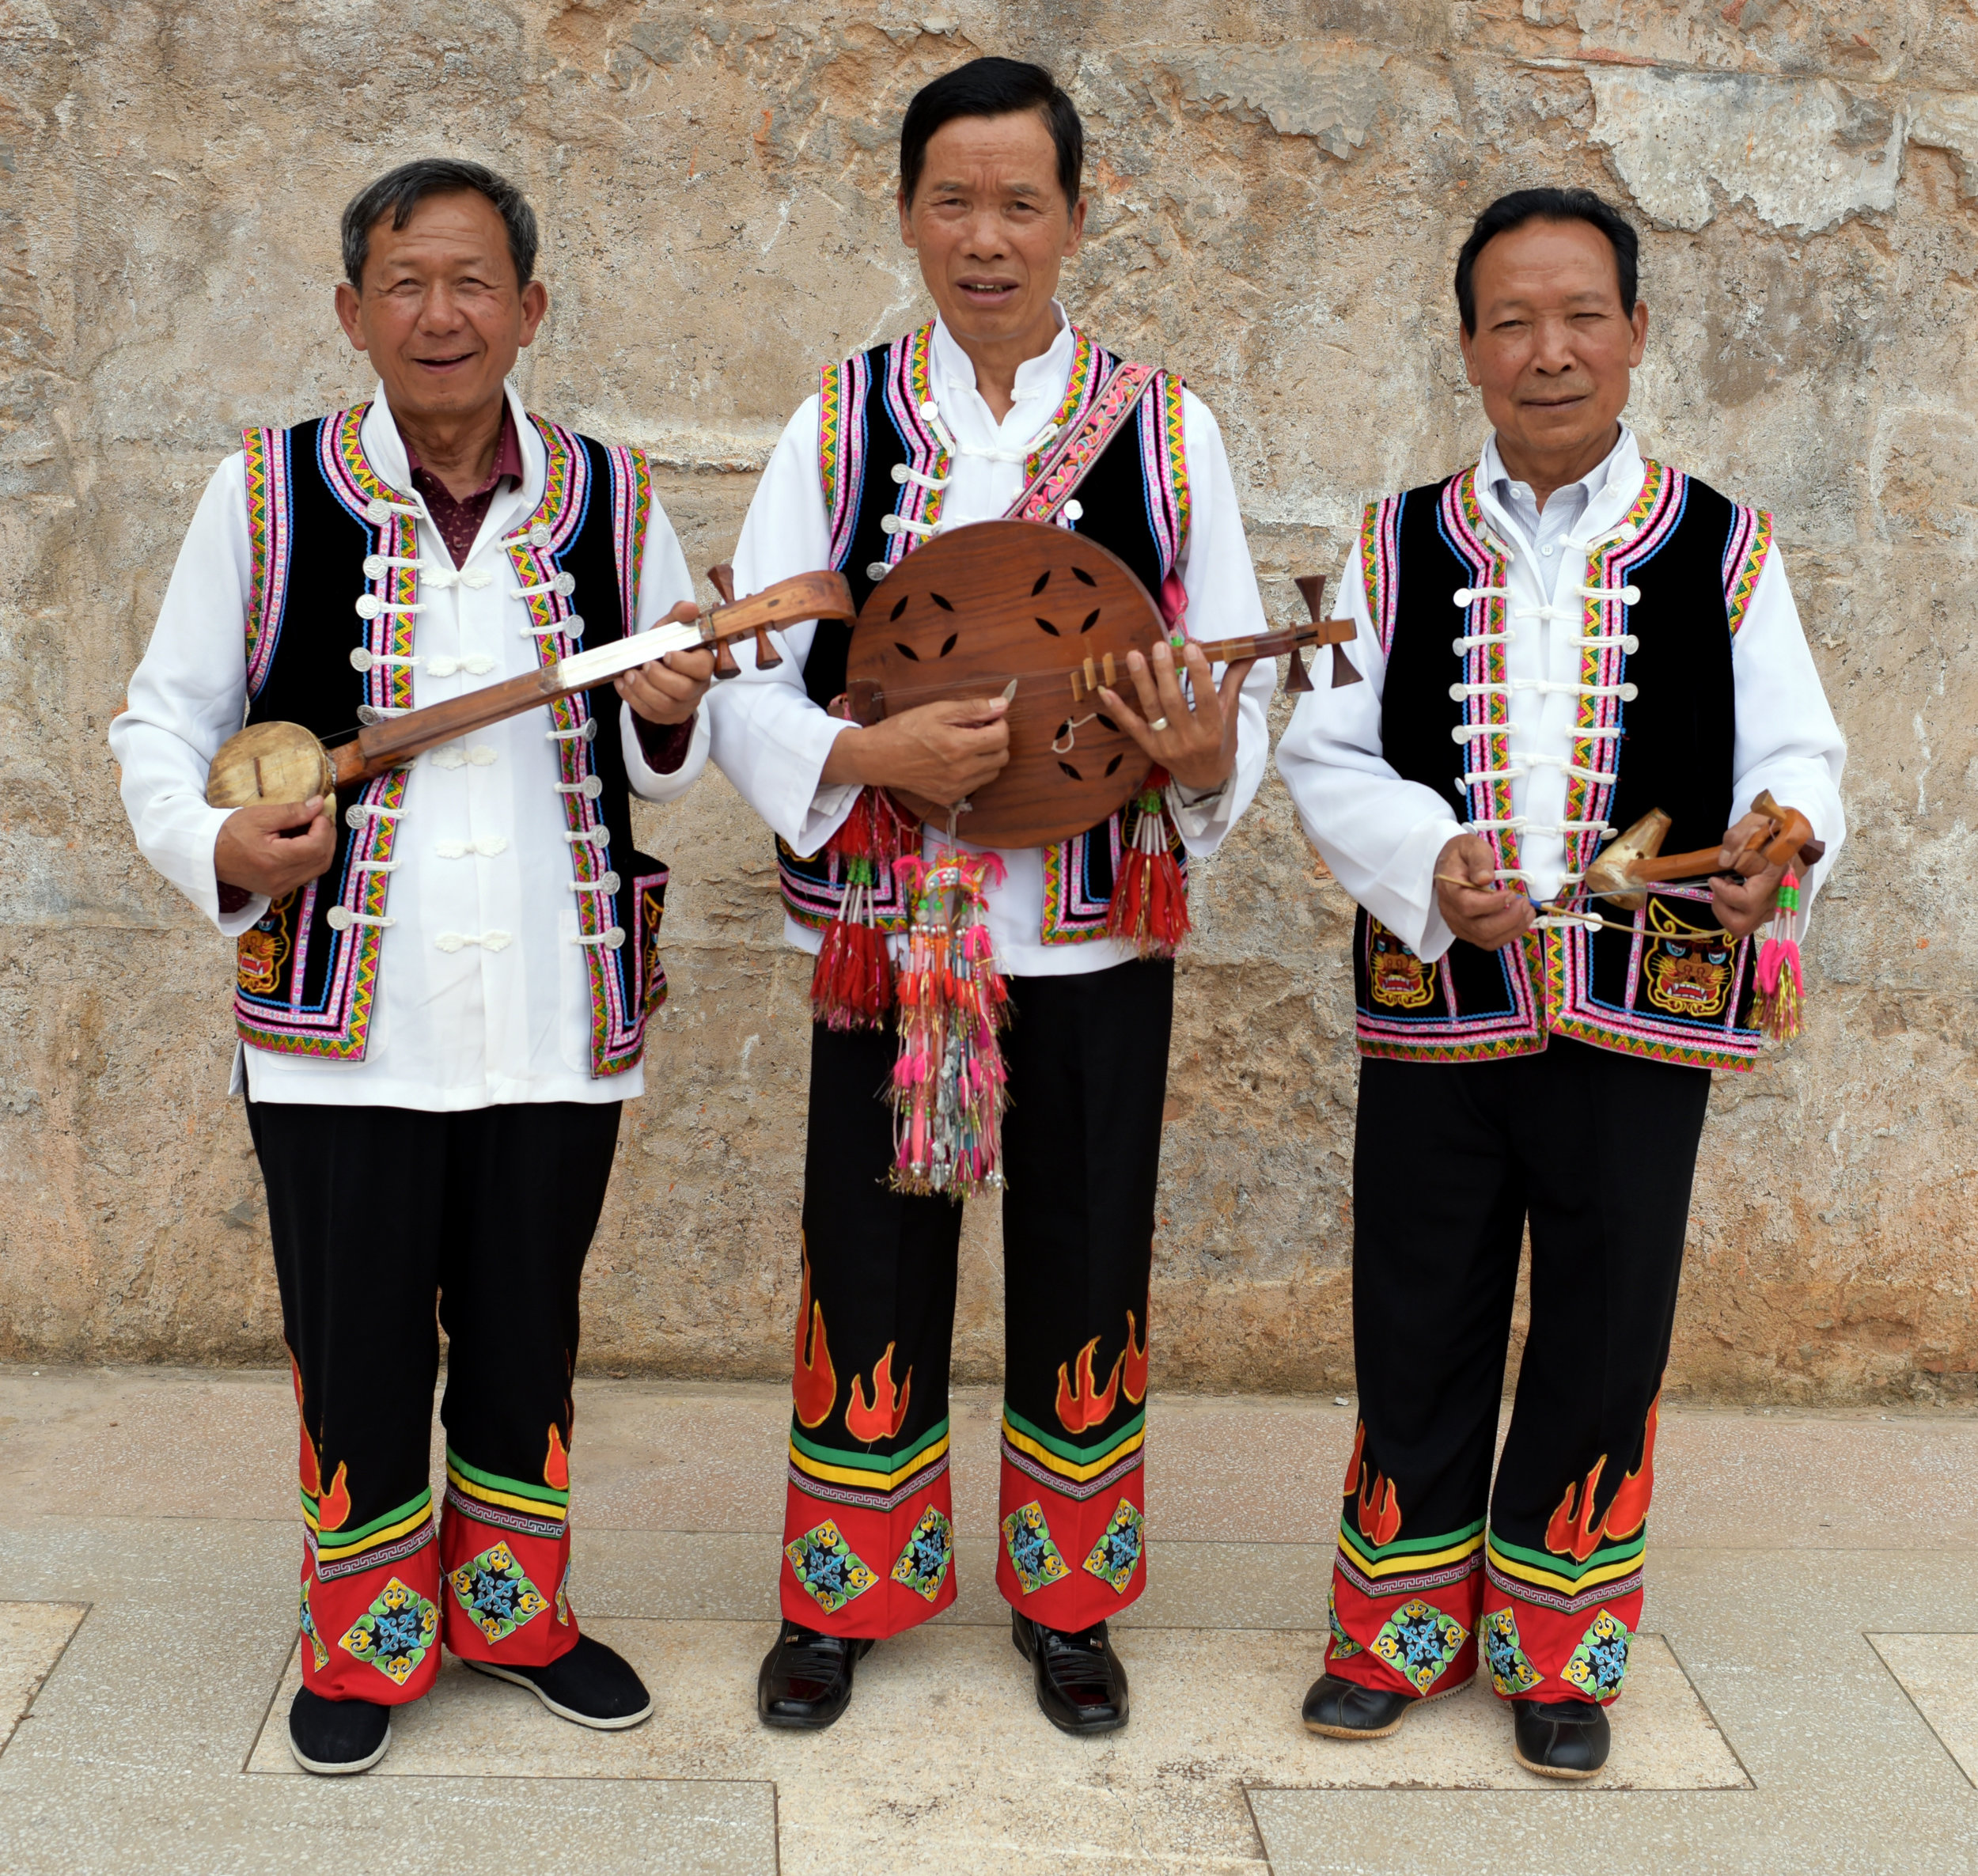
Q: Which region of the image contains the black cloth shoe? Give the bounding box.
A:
[1012,1611,1129,1735]
[287,1685,391,1775]
[1302,1672,1415,1740]
[757,1623,873,1730]
[464,1634,653,1730]
[1512,1695,1610,1779]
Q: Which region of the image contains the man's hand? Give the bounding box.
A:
[820,695,1010,804]
[615,601,715,726]
[1434,832,1534,952]
[1100,640,1254,794]
[215,796,335,900]
[1708,809,1787,942]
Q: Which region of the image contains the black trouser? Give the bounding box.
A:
[1326,1038,1710,1706]
[781,959,1172,1637]
[251,1098,620,1703]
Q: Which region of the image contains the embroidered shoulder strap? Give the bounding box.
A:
[1007,359,1161,524]
[1359,491,1406,658]
[1722,502,1771,636]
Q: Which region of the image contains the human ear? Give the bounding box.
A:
[334,280,368,354]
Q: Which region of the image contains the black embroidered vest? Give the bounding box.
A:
[1354,460,1773,1071]
[233,407,669,1074]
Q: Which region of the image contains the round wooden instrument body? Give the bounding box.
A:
[847,521,1168,847]
[206,721,338,820]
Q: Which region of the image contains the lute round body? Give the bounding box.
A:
[845,521,1172,848]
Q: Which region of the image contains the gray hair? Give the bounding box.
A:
[340,158,539,290]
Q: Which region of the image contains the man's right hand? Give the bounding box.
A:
[819,696,1010,803]
[214,796,336,901]
[1434,832,1534,952]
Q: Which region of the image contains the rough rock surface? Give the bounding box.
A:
[0,1,1970,1404]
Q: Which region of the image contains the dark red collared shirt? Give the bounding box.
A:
[404,405,525,568]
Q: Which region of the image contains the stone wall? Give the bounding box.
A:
[1,0,1972,1402]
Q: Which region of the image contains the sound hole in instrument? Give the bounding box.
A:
[846,519,1168,847]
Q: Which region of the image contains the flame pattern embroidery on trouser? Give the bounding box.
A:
[1483,1607,1544,1696]
[1002,1500,1071,1595]
[889,1505,954,1602]
[1562,1609,1631,1702]
[786,1518,877,1616]
[1371,1598,1468,1696]
[337,1577,440,1688]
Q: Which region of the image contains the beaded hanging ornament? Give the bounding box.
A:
[809,788,917,1030]
[1754,869,1804,1041]
[888,849,1010,1200]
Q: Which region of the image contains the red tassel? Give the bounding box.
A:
[809,787,911,1029]
[1106,767,1192,958]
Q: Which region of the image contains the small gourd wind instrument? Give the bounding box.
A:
[838,519,1355,848]
[204,570,854,814]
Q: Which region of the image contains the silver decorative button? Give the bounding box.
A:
[598,870,622,894]
[1063,499,1083,522]
[325,904,354,930]
[363,553,388,578]
[364,498,391,525]
[602,925,626,949]
[866,561,891,581]
[349,647,374,672]
[530,521,553,548]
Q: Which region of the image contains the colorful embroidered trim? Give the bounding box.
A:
[1360,491,1405,657]
[786,1418,952,1512]
[241,423,292,700]
[1010,358,1158,525]
[820,348,870,572]
[445,1446,570,1532]
[1485,1529,1646,1616]
[608,442,654,658]
[1722,502,1771,637]
[999,1405,1146,1503]
[307,1488,437,1582]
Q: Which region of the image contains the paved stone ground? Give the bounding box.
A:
[0,1367,1971,1874]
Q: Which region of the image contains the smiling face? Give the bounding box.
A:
[1458,216,1647,478]
[898,109,1086,358]
[333,189,547,426]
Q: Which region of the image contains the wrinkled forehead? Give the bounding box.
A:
[912,109,1067,203]
[1470,218,1624,317]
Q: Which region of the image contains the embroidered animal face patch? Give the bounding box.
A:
[1643,897,1733,1018]
[1368,919,1438,1009]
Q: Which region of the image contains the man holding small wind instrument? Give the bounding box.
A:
[108,158,834,1774]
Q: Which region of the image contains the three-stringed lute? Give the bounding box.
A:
[836,519,1354,847]
[205,570,854,815]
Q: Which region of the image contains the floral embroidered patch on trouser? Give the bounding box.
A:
[1371,1597,1468,1696]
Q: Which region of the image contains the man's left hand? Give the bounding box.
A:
[615,601,714,726]
[1707,809,1787,942]
[1100,639,1255,795]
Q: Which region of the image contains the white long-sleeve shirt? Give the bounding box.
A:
[705,308,1275,976]
[111,381,707,1109]
[1276,426,1846,961]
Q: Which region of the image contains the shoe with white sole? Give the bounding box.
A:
[288,1685,391,1774]
[464,1633,653,1729]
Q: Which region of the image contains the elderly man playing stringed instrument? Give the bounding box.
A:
[110,160,722,1775]
[707,58,1275,1735]
[1276,188,1846,1778]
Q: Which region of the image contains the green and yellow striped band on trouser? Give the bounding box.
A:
[1486,1529,1646,1597]
[309,1488,434,1563]
[1001,1407,1145,1485]
[445,1448,570,1522]
[1335,1516,1486,1580]
[788,1418,950,1491]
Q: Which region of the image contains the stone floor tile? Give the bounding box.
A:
[244,1616,1737,1876]
[0,1603,85,1751]
[1867,1634,1978,1787]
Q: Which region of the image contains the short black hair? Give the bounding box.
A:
[340,158,540,290]
[1454,188,1639,335]
[899,57,1083,207]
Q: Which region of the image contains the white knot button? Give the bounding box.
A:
[435,930,513,954]
[354,594,383,620]
[919,400,940,420]
[1621,585,1641,605]
[1063,499,1083,521]
[1453,589,1475,607]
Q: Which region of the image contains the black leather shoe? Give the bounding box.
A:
[1512,1695,1610,1779]
[464,1634,653,1730]
[1012,1611,1129,1734]
[1302,1672,1414,1739]
[757,1622,873,1730]
[287,1685,391,1775]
